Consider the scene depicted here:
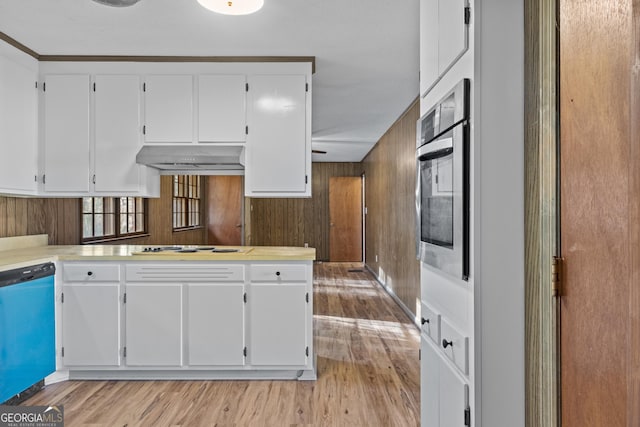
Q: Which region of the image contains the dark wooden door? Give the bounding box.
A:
[559,0,640,425]
[329,177,362,262]
[207,175,243,245]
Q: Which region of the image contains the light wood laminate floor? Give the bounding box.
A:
[23,262,421,426]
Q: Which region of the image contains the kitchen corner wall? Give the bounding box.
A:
[362,99,420,317]
[0,176,206,246]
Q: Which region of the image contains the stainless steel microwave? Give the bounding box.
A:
[416,79,470,281]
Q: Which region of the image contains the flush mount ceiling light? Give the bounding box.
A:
[92,0,142,6]
[197,0,264,15]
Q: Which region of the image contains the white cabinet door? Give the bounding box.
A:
[0,55,38,194]
[420,0,439,96]
[43,74,90,192]
[421,336,440,427]
[249,283,307,366]
[144,75,193,143]
[94,75,142,193]
[62,284,121,366]
[421,336,469,427]
[125,284,182,366]
[187,283,245,366]
[438,0,468,76]
[198,75,246,143]
[245,74,308,196]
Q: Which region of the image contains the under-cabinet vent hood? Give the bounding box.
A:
[135,145,245,174]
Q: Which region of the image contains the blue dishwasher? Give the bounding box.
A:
[0,262,56,404]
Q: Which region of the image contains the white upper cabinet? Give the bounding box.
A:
[0,54,38,195]
[198,74,246,143]
[245,74,310,197]
[94,75,142,193]
[43,74,91,193]
[420,0,469,96]
[420,0,439,96]
[144,75,193,143]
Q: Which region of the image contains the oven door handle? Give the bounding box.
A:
[417,137,453,160]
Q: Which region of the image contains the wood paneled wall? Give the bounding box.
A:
[248,163,362,261]
[0,176,207,246]
[362,99,420,316]
[0,197,81,245]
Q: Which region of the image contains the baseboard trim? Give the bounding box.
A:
[364,264,419,329]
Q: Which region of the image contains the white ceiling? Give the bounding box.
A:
[0,0,419,162]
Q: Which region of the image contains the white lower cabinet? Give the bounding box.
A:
[421,336,469,427]
[58,260,314,379]
[125,284,183,366]
[249,283,308,366]
[61,283,121,366]
[187,283,245,366]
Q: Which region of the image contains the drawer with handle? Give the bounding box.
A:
[420,302,441,345]
[440,318,469,375]
[250,264,307,282]
[63,263,121,282]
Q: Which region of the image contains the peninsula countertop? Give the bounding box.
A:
[0,239,316,273]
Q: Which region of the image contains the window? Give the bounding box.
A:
[82,197,147,241]
[173,175,202,229]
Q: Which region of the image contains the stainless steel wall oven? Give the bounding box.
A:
[416,79,470,280]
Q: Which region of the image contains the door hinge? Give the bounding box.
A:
[305,83,309,92]
[464,6,471,25]
[245,82,249,92]
[42,174,46,185]
[243,347,247,357]
[243,292,247,303]
[35,81,38,89]
[93,82,96,92]
[245,125,249,135]
[464,407,471,426]
[143,82,146,92]
[305,292,309,303]
[143,125,146,135]
[305,175,308,184]
[305,346,309,357]
[123,293,127,304]
[92,174,96,185]
[61,347,64,357]
[552,256,564,297]
[61,292,64,303]
[123,347,127,357]
[34,175,38,183]
[43,82,46,92]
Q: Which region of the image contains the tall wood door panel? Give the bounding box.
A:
[207,175,243,245]
[559,0,640,425]
[329,177,362,262]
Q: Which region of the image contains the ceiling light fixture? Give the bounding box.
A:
[92,0,142,6]
[197,0,264,15]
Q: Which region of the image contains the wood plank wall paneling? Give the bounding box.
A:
[0,176,207,246]
[524,0,559,426]
[248,163,362,261]
[362,99,420,316]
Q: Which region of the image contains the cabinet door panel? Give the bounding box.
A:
[438,0,468,75]
[62,284,120,366]
[144,75,193,143]
[246,75,307,194]
[94,75,141,193]
[199,75,246,142]
[125,284,182,366]
[421,337,440,427]
[44,74,90,192]
[420,0,439,95]
[187,284,244,366]
[439,358,468,427]
[0,56,38,193]
[249,283,307,366]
